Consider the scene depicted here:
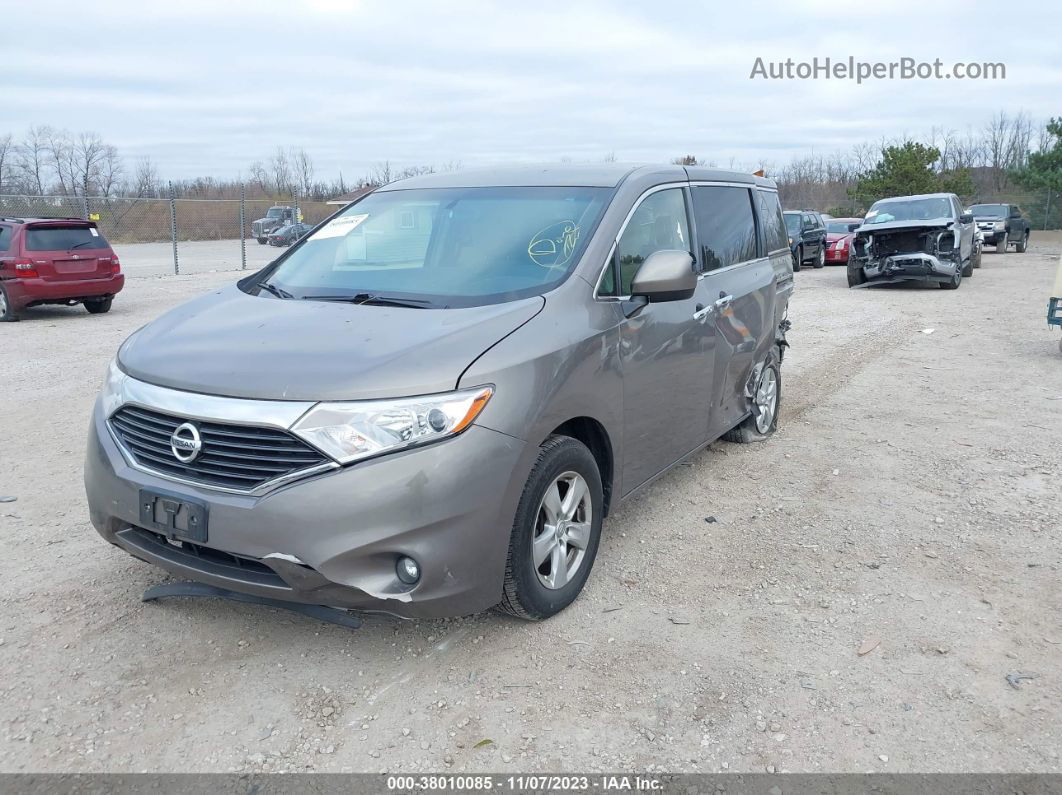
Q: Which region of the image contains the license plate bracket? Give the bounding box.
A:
[139,488,208,543]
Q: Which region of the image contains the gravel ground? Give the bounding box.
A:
[1,235,1060,773]
[112,238,280,277]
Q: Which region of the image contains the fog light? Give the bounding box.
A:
[396,556,421,585]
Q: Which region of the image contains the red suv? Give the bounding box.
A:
[0,217,124,321]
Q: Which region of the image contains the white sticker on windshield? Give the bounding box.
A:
[89,227,99,236]
[311,214,369,240]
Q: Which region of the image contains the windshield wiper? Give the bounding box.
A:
[257,281,294,299]
[70,240,98,250]
[300,293,434,309]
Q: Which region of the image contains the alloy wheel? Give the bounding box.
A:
[532,471,592,590]
[753,367,778,434]
[0,290,7,317]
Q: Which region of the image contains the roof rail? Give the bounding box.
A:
[0,216,25,223]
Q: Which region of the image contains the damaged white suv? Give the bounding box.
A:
[847,193,977,290]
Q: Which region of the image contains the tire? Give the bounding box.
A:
[939,269,961,290]
[723,355,782,444]
[256,237,267,245]
[0,283,19,322]
[1016,231,1029,253]
[497,435,604,621]
[972,245,982,268]
[814,245,825,268]
[962,256,974,278]
[84,297,113,314]
[847,265,866,287]
[792,247,802,272]
[997,238,1007,254]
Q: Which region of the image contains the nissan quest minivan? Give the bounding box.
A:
[85,164,793,621]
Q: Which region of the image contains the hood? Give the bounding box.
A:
[856,218,954,234]
[826,232,853,243]
[118,285,544,401]
[974,215,1005,222]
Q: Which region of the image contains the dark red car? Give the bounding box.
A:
[0,217,124,321]
[824,217,862,265]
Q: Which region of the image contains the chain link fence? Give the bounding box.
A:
[0,187,340,276]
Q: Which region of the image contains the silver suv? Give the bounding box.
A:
[85,165,793,621]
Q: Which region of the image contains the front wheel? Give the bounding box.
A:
[497,436,604,621]
[997,238,1007,254]
[939,269,961,289]
[256,237,267,245]
[847,265,866,287]
[962,256,974,277]
[1016,231,1029,253]
[792,247,802,272]
[723,357,781,444]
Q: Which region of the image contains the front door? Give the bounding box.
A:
[609,186,716,494]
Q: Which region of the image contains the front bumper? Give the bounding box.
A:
[4,273,124,310]
[855,252,959,285]
[825,247,848,264]
[85,398,529,619]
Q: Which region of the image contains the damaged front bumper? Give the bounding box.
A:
[852,252,960,286]
[85,398,528,619]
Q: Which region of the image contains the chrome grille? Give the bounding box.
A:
[109,405,328,492]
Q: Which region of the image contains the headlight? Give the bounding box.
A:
[291,386,494,465]
[995,221,1005,229]
[99,358,127,416]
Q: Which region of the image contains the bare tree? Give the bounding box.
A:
[42,128,76,195]
[290,147,314,196]
[96,144,123,197]
[0,134,13,193]
[369,161,394,187]
[15,126,51,195]
[248,160,270,195]
[132,156,160,197]
[270,147,292,195]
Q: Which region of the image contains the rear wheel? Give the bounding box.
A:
[723,357,781,443]
[256,237,267,245]
[84,297,113,314]
[814,245,825,268]
[0,284,19,322]
[498,435,603,621]
[1016,231,1029,253]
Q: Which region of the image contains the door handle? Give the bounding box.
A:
[714,294,734,310]
[693,304,711,321]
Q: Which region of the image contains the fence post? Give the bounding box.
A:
[81,195,89,221]
[1045,189,1053,231]
[240,183,247,270]
[169,181,179,276]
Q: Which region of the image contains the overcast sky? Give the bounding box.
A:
[3,0,1060,183]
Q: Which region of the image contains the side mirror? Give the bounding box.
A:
[848,223,860,232]
[959,212,973,224]
[630,250,697,302]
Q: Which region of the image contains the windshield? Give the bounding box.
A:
[826,221,855,234]
[864,197,952,224]
[25,225,109,251]
[783,213,801,234]
[266,208,286,218]
[262,186,611,307]
[968,204,1007,218]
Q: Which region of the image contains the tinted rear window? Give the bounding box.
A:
[25,225,110,251]
[691,186,757,271]
[757,191,788,253]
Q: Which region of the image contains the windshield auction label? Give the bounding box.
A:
[311,214,369,240]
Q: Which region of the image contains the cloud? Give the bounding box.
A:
[0,0,1058,182]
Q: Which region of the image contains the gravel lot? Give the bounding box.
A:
[112,238,280,277]
[1,235,1061,774]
